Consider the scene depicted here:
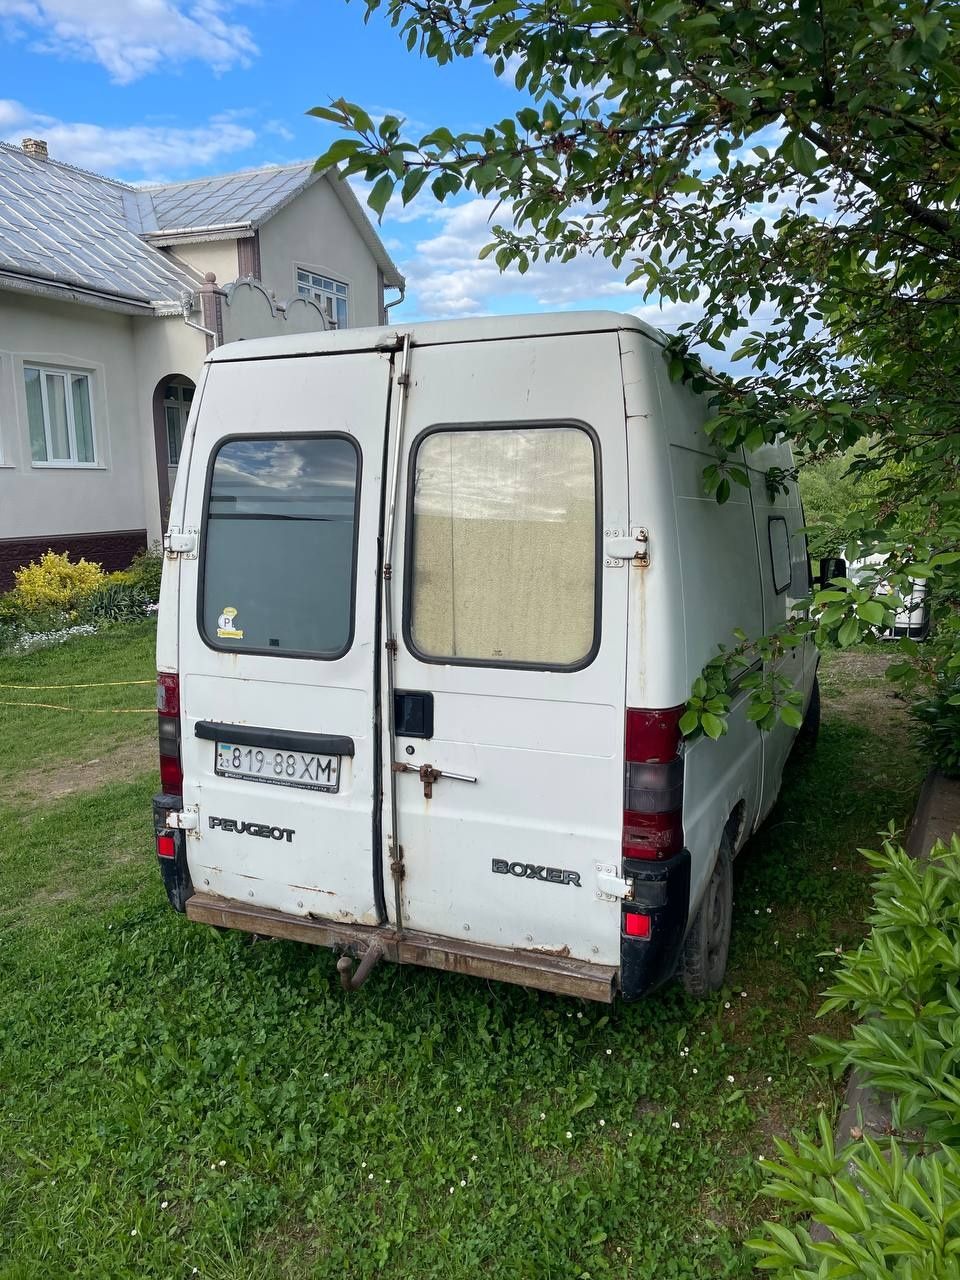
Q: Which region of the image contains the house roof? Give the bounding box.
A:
[0,142,197,310]
[0,144,404,311]
[142,163,404,289]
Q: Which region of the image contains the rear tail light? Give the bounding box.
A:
[622,707,685,863]
[156,833,176,859]
[157,672,182,796]
[623,911,652,939]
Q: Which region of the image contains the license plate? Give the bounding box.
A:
[215,742,341,793]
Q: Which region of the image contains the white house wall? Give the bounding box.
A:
[132,312,207,543]
[166,240,239,290]
[258,178,383,328]
[0,291,152,578]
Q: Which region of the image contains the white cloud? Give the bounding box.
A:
[390,195,645,319]
[0,0,257,83]
[0,99,256,180]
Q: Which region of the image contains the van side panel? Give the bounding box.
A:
[647,353,765,918]
[745,440,815,820]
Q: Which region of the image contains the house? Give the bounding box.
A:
[0,137,404,587]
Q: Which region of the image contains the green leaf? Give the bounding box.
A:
[780,704,804,729]
[701,712,725,739]
[367,173,395,220]
[837,617,860,647]
[678,708,700,735]
[570,1090,597,1115]
[856,600,886,626]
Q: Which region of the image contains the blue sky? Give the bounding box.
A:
[0,0,692,326]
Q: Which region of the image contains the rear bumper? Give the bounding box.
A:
[153,794,194,913]
[619,849,691,1000]
[184,892,619,1003]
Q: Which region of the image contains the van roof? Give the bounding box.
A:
[206,309,667,363]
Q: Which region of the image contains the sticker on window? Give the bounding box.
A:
[217,606,244,639]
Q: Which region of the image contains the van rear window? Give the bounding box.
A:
[200,435,359,658]
[405,424,599,669]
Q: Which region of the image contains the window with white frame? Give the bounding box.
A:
[296,268,349,328]
[163,379,193,466]
[24,365,96,465]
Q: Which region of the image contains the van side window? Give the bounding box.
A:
[768,516,792,594]
[405,424,599,669]
[200,435,360,657]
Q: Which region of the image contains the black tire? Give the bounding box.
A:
[680,832,733,997]
[797,675,821,751]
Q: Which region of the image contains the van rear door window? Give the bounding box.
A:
[405,424,599,669]
[200,435,360,658]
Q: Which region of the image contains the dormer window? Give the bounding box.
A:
[296,268,349,329]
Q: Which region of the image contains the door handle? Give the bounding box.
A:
[392,761,478,799]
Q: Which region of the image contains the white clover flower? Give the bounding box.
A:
[766,907,772,914]
[577,1012,583,1019]
[471,1154,478,1161]
[740,992,747,998]
[671,1121,680,1130]
[361,1161,367,1168]
[160,1201,169,1210]
[460,1179,466,1187]
[724,1001,730,1009]
[218,1160,226,1167]
[818,966,824,973]
[565,1131,572,1139]
[727,1075,735,1083]
[605,1048,612,1055]
[599,1119,605,1126]
[692,1068,698,1074]
[386,1178,391,1184]
[539,1113,546,1120]
[767,1076,773,1083]
[754,909,759,915]
[130,1228,137,1237]
[368,1173,374,1181]
[449,1186,455,1194]
[455,1106,462,1113]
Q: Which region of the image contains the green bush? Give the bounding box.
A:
[76,578,153,624]
[126,542,163,601]
[749,833,960,1275]
[912,678,960,780]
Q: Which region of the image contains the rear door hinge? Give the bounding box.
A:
[595,864,632,901]
[167,807,199,833]
[164,528,199,558]
[603,527,649,568]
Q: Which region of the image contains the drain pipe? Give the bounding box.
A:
[180,290,218,343]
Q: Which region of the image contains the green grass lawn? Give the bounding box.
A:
[0,632,922,1280]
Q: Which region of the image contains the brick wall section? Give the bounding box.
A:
[0,529,148,591]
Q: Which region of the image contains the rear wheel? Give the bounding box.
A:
[680,833,733,997]
[797,675,821,751]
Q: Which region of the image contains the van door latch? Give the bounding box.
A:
[164,529,199,558]
[603,528,649,568]
[392,761,478,799]
[595,864,632,901]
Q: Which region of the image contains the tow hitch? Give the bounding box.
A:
[336,942,385,992]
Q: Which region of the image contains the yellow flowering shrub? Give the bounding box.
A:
[12,550,105,612]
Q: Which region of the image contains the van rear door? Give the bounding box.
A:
[385,331,630,966]
[176,350,391,925]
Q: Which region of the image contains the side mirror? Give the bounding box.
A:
[819,556,847,587]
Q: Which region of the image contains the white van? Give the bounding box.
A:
[154,312,818,1003]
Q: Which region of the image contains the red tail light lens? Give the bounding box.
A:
[625,706,683,764]
[156,833,176,859]
[623,707,684,861]
[624,911,651,939]
[157,672,182,796]
[157,672,180,716]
